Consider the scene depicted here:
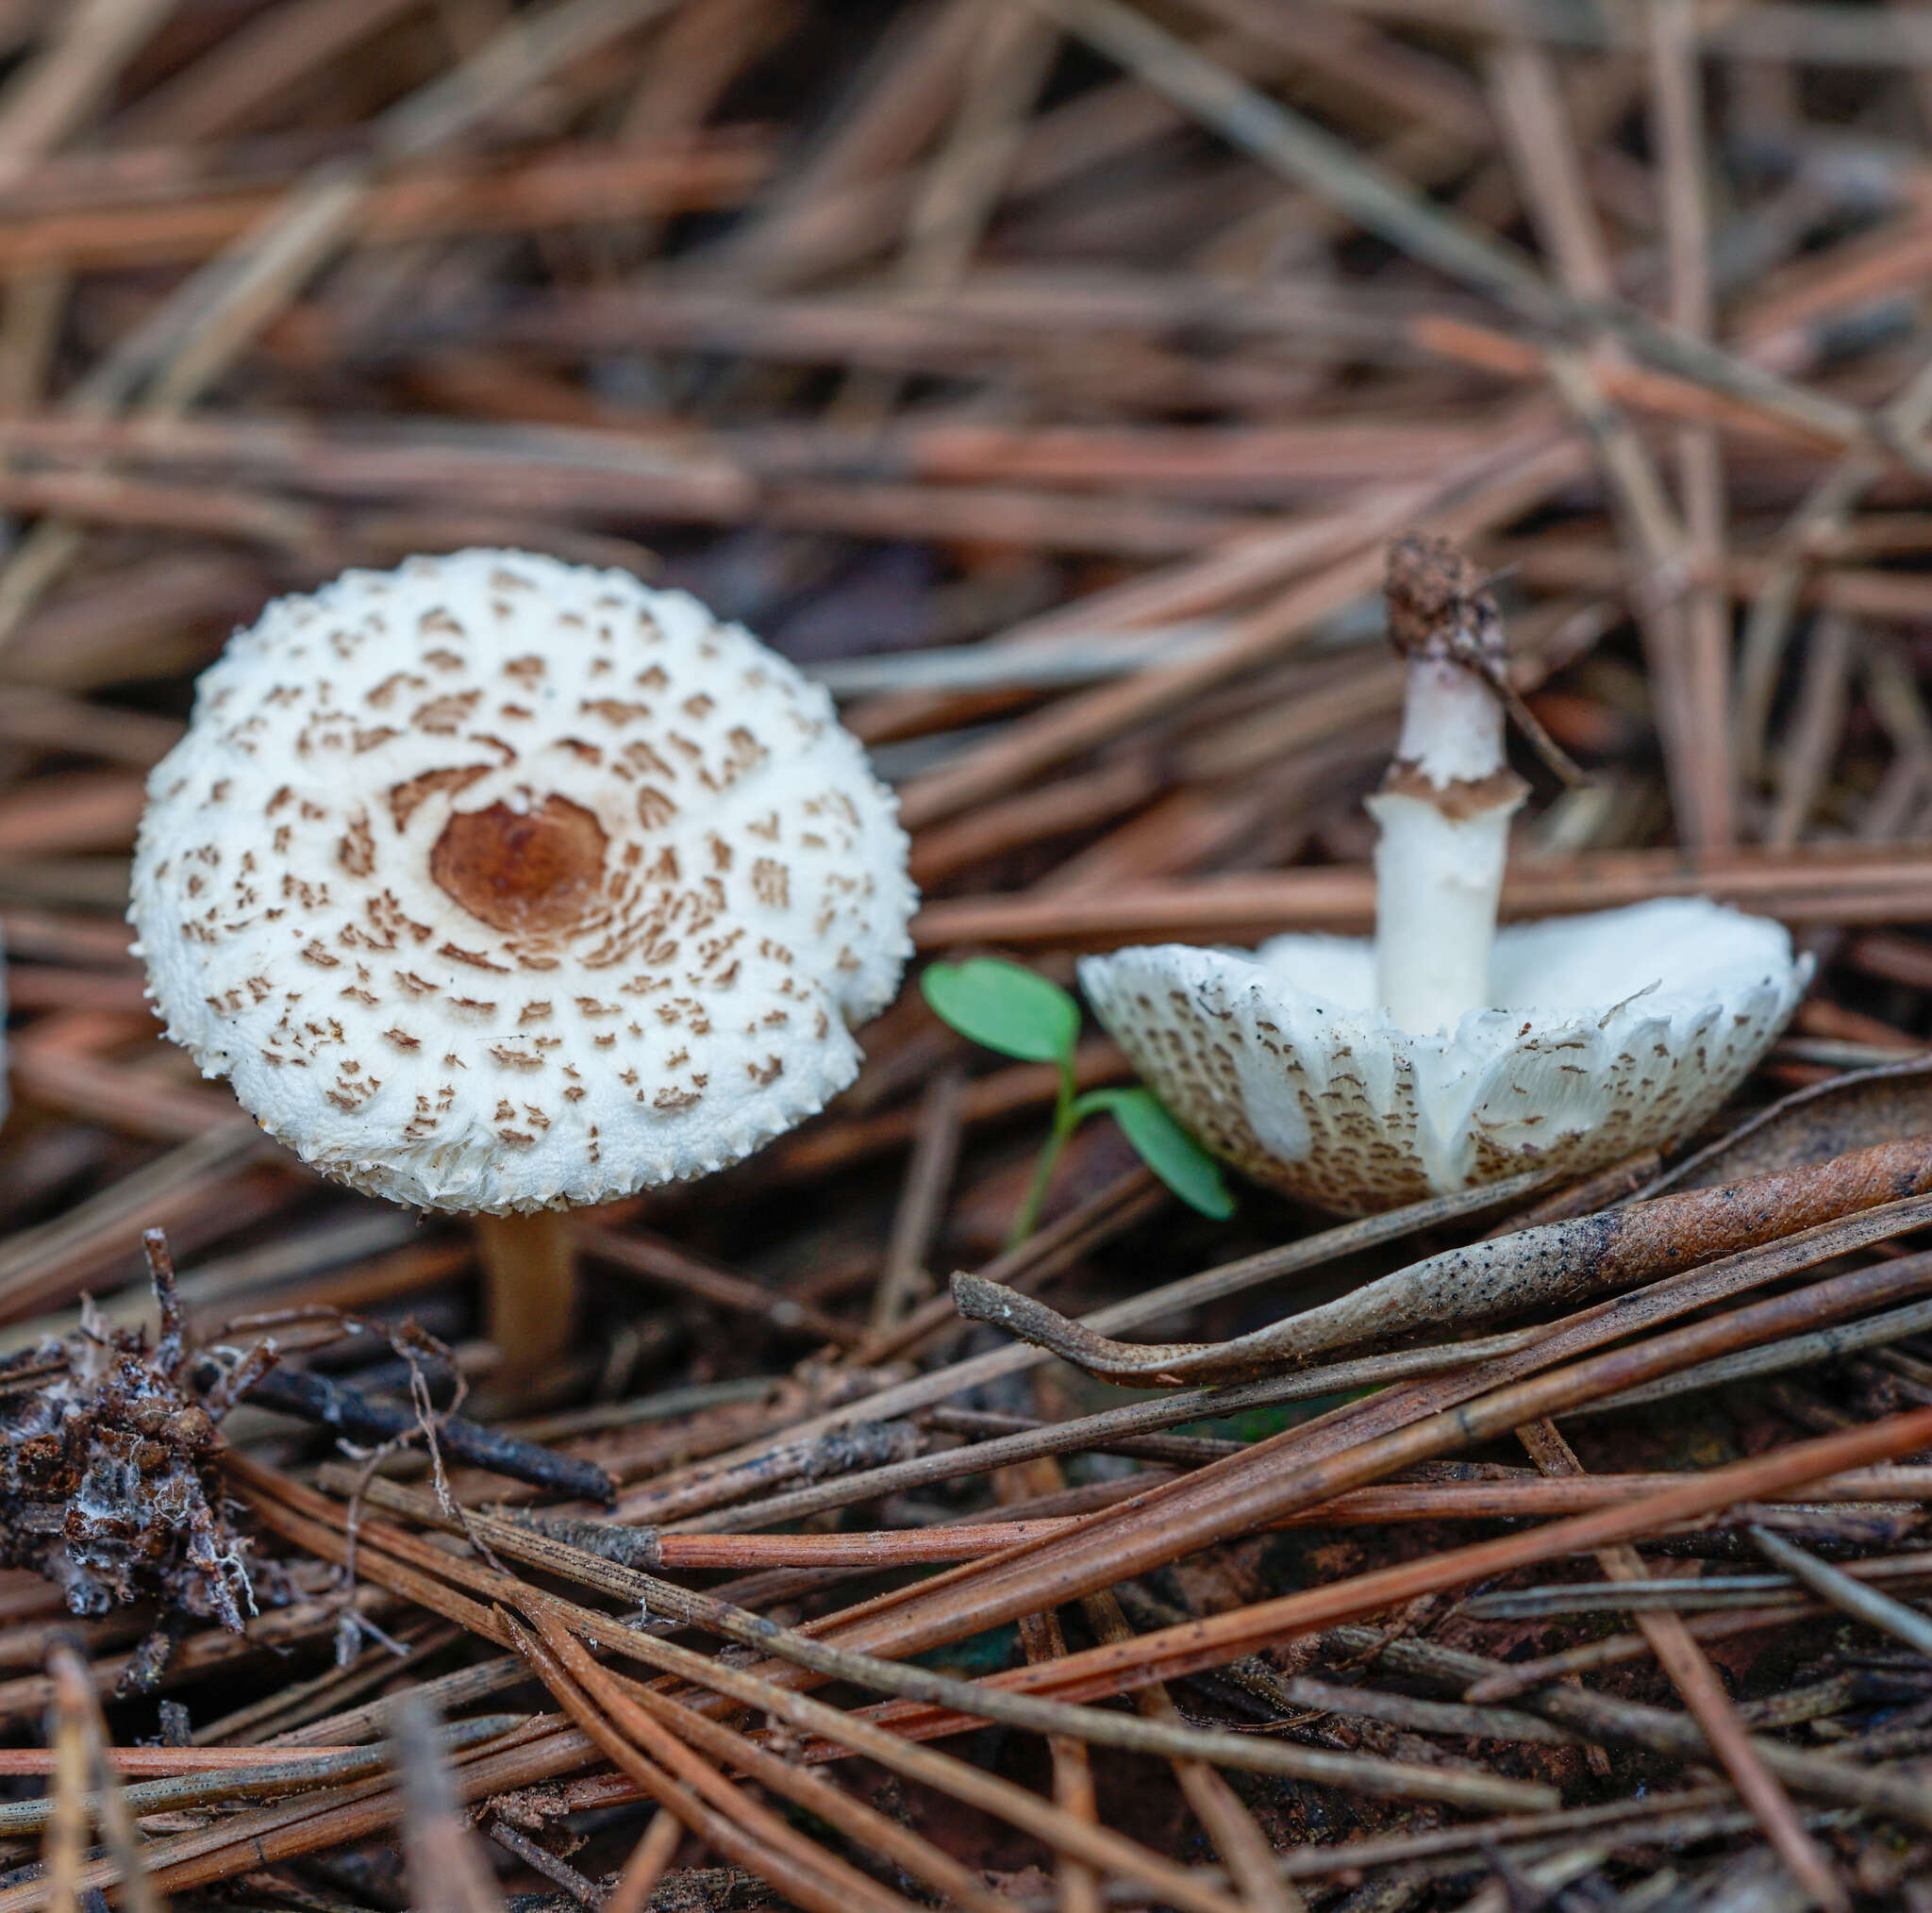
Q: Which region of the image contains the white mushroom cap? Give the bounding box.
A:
[1078,897,1808,1214]
[129,550,915,1214]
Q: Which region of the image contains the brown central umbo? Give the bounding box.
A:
[430,794,608,936]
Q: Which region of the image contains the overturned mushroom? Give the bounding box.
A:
[130,549,915,1372]
[1079,537,1808,1214]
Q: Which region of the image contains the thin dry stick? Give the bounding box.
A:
[1274,1673,1578,1747]
[675,1163,1555,1488]
[816,1243,1932,1675]
[910,843,1932,948]
[533,1621,1018,1913]
[1464,1579,1855,1624]
[239,1460,1557,1815]
[43,1641,163,1913]
[509,1616,926,1913]
[955,1141,1932,1383]
[1343,1622,1932,1841]
[332,1457,1932,1568]
[868,1066,964,1333]
[614,1673,1016,1913]
[1649,0,1737,850]
[853,1165,1162,1366]
[41,1648,90,1913]
[1081,1589,1307,1913]
[388,1694,509,1913]
[1748,1524,1932,1657]
[1016,1603,1105,1913]
[1768,608,1860,846]
[1544,1290,1932,1415]
[1514,1420,1849,1913]
[336,1408,1932,1838]
[1023,0,1883,457]
[487,1818,608,1907]
[0,0,682,651]
[993,1436,1105,1913]
[663,1335,1540,1538]
[556,1592,1242,1913]
[585,1224,867,1348]
[605,1808,681,1913]
[1263,1786,1734,1884]
[0,0,176,182]
[1735,349,1932,784]
[0,1719,527,1836]
[238,1470,1388,1913]
[0,1743,462,1778]
[899,0,1058,290]
[1437,1593,1792,1705]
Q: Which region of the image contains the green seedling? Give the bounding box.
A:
[921,956,1234,1247]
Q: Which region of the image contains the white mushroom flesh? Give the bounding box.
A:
[1370,556,1524,1034]
[130,550,915,1213]
[1365,789,1517,1038]
[1079,897,1809,1212]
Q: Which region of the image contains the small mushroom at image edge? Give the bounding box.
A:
[1078,536,1810,1215]
[129,549,916,1374]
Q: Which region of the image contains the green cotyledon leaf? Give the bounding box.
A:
[1078,1085,1236,1219]
[921,957,1081,1065]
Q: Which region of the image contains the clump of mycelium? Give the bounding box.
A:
[0,1233,272,1667]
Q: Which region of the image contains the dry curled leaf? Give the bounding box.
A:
[954,1136,1932,1384]
[1647,1056,1932,1193]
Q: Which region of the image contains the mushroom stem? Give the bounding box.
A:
[1370,538,1526,1035]
[475,1210,577,1380]
[1367,789,1516,1036]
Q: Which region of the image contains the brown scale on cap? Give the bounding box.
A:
[429,795,610,939]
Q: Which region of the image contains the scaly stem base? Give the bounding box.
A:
[475,1209,577,1381]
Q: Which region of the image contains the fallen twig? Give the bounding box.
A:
[956,1139,1932,1381]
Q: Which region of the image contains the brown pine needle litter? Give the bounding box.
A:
[17,8,1932,1912]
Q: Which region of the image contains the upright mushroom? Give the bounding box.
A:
[130,549,915,1373]
[1079,537,1807,1213]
